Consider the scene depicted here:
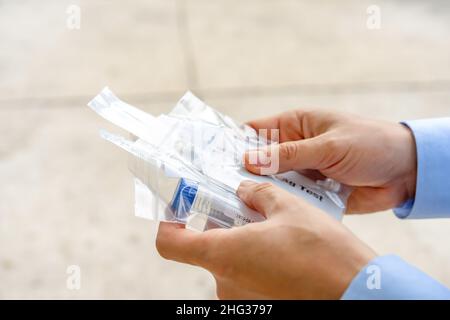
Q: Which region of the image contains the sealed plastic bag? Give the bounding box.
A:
[88,87,351,231]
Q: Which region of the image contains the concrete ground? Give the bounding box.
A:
[1,0,450,299]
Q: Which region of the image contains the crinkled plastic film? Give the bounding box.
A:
[88,87,352,231]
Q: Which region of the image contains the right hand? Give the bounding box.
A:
[244,110,417,214]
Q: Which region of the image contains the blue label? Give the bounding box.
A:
[170,178,198,220]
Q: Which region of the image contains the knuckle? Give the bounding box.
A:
[324,137,341,151]
[253,182,283,208]
[301,110,319,122]
[279,142,299,162]
[316,110,342,123]
[303,109,330,123]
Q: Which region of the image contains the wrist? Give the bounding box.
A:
[319,226,377,299]
[399,124,417,200]
[334,244,377,299]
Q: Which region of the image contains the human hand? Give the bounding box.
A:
[156,180,376,299]
[244,110,417,213]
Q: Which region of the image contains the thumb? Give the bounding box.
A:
[156,221,227,268]
[237,180,292,218]
[244,136,326,175]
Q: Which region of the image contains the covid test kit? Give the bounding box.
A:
[88,88,350,231]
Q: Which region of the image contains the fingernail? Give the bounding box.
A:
[237,180,255,199]
[245,150,270,167]
[244,150,259,167]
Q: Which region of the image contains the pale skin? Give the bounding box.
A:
[156,110,418,299]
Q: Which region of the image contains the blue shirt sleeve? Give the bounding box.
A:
[394,118,450,219]
[344,118,450,299]
[342,255,450,299]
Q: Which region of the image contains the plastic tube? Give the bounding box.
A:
[169,178,265,230]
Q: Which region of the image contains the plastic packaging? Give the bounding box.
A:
[88,87,351,231]
[165,177,265,230]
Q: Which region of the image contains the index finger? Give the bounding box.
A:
[246,115,280,132]
[246,110,306,142]
[247,109,339,143]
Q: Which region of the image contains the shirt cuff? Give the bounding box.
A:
[394,118,450,219]
[341,255,450,300]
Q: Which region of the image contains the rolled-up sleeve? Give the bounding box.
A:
[394,118,450,219]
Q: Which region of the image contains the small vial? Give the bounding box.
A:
[168,178,265,230]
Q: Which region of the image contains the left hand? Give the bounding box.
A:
[156,180,376,299]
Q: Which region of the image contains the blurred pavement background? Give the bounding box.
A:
[1,0,450,299]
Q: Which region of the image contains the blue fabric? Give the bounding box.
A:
[394,118,450,219]
[343,118,450,299]
[342,255,450,299]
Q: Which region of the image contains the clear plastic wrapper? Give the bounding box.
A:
[88,87,352,231]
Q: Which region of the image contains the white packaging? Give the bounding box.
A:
[88,87,351,231]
